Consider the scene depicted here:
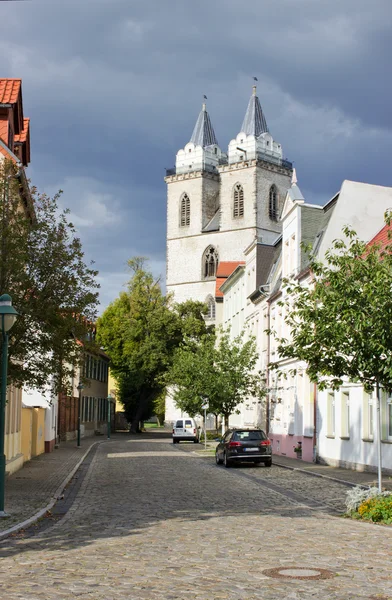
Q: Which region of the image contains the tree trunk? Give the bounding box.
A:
[129,391,154,433]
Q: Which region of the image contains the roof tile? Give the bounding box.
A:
[0,79,21,104]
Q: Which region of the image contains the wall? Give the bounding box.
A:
[31,408,45,457]
[21,408,33,462]
[5,385,23,475]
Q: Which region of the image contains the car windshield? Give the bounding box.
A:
[233,431,266,441]
[175,420,183,428]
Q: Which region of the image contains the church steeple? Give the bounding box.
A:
[240,85,268,137]
[190,102,218,147]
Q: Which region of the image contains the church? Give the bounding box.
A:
[164,86,293,427]
[165,86,293,320]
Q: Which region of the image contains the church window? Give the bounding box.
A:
[203,246,218,279]
[180,194,190,227]
[233,183,244,218]
[205,295,216,319]
[269,185,278,221]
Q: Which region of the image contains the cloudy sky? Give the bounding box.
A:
[1,0,391,310]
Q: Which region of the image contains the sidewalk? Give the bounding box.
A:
[0,436,106,538]
[273,454,392,490]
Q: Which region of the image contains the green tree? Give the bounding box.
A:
[0,159,99,392]
[273,224,392,393]
[168,329,265,429]
[96,257,209,432]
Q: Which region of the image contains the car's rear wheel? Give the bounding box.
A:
[173,439,178,444]
[194,439,199,444]
[215,452,223,465]
[223,452,232,468]
[265,459,272,467]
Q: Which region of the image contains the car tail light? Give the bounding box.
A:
[172,429,175,434]
[228,441,242,448]
[260,439,271,446]
[193,429,196,434]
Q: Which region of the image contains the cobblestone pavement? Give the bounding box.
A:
[1,436,103,533]
[0,432,391,600]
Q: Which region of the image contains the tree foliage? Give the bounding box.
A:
[273,222,392,392]
[0,159,99,392]
[96,257,210,432]
[168,328,265,428]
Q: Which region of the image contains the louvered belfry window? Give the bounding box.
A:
[180,194,190,227]
[269,185,278,221]
[233,183,244,218]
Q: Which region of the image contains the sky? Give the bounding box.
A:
[1,0,392,310]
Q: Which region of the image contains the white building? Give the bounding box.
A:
[165,86,293,425]
[265,178,392,471]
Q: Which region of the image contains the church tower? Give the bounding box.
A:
[165,87,292,318]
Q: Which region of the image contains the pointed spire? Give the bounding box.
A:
[291,168,297,185]
[240,85,268,137]
[190,102,218,148]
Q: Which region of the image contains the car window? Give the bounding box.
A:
[233,431,266,441]
[175,420,183,428]
[223,431,232,442]
[185,420,192,428]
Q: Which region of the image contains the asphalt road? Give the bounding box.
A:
[0,432,391,600]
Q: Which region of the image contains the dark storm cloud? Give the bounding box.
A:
[1,0,391,309]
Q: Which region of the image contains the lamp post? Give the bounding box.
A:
[77,382,84,448]
[107,394,113,439]
[0,294,18,517]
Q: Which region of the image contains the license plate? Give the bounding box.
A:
[244,448,259,452]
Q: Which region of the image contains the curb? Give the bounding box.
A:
[0,440,106,542]
[273,461,369,490]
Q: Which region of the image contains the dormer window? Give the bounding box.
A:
[233,183,244,218]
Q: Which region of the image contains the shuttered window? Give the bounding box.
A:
[269,185,278,221]
[180,194,190,227]
[233,183,244,218]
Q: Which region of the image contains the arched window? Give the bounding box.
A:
[205,295,216,319]
[180,193,190,227]
[269,185,278,221]
[203,246,218,279]
[233,183,244,218]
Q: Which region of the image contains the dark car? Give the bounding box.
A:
[215,428,272,468]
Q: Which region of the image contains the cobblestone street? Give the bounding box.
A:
[1,432,391,600]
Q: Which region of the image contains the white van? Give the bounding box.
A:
[172,418,199,443]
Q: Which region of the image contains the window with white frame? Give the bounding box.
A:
[341,391,350,438]
[387,396,392,440]
[327,392,335,436]
[362,393,373,440]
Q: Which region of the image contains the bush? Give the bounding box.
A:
[358,495,392,523]
[345,486,392,524]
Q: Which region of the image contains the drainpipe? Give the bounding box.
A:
[266,299,271,435]
[313,382,318,463]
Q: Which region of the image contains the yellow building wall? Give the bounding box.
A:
[21,407,33,462]
[31,408,45,457]
[5,385,23,475]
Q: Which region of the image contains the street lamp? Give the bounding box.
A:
[107,394,113,439]
[77,382,84,448]
[0,294,18,518]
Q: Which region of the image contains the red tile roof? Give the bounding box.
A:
[215,261,245,298]
[14,117,30,143]
[367,223,392,252]
[0,118,8,144]
[0,79,21,104]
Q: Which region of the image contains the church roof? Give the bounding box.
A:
[240,86,268,137]
[190,103,218,147]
